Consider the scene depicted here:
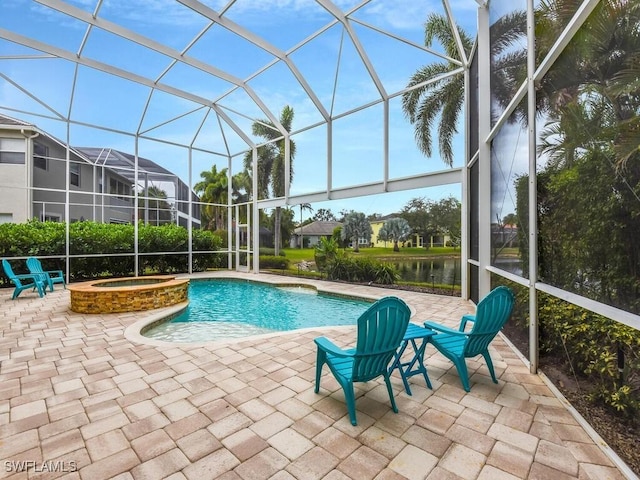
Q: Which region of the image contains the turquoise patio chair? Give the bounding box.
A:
[314,296,411,426]
[2,259,46,300]
[26,257,66,292]
[423,286,515,392]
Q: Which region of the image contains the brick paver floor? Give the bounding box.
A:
[0,271,634,479]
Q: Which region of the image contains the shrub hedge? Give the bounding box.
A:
[0,220,225,282]
[507,281,640,415]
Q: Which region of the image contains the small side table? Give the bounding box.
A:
[389,323,435,395]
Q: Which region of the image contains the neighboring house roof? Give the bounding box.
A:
[75,147,175,183]
[369,213,400,225]
[293,220,342,236]
[0,114,94,166]
[0,115,182,185]
[0,113,31,127]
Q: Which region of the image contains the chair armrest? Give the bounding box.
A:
[46,270,65,277]
[423,321,468,336]
[314,337,353,358]
[14,274,39,280]
[459,314,476,332]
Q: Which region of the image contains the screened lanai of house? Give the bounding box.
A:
[1,0,639,379]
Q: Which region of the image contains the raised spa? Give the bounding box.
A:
[67,275,188,314]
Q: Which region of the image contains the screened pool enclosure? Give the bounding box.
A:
[1,0,639,375]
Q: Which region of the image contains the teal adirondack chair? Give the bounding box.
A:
[2,259,46,299]
[314,296,411,426]
[26,257,66,292]
[423,286,515,392]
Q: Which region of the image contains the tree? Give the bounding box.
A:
[313,208,336,221]
[264,207,295,250]
[298,203,313,248]
[340,211,372,253]
[377,218,413,252]
[515,0,640,313]
[194,165,228,231]
[402,14,473,166]
[244,106,296,255]
[399,197,433,247]
[429,196,462,247]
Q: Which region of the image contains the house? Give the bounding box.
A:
[370,214,451,249]
[290,220,342,248]
[0,114,200,228]
[75,147,201,229]
[369,214,398,248]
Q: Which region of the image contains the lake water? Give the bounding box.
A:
[392,258,461,286]
[392,257,523,286]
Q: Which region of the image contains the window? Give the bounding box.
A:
[70,162,80,186]
[0,138,25,164]
[109,177,132,200]
[33,142,48,170]
[40,213,61,222]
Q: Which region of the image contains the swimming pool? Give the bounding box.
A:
[142,279,372,342]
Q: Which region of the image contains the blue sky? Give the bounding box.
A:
[0,0,479,219]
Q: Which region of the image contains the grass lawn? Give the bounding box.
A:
[282,246,460,263]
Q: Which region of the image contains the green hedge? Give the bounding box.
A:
[507,281,640,415]
[0,220,225,282]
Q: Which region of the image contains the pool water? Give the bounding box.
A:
[142,279,372,342]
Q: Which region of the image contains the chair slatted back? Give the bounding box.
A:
[26,257,45,275]
[353,297,410,383]
[464,286,515,357]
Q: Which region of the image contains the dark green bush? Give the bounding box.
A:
[259,255,289,270]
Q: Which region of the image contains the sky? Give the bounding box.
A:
[0,0,480,221]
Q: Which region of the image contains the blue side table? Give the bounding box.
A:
[389,323,435,395]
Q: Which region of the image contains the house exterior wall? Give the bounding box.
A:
[0,127,134,224]
[0,134,30,223]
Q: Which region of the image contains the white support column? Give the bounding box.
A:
[252,147,259,273]
[327,120,333,198]
[65,122,71,282]
[134,137,140,276]
[187,146,193,274]
[477,4,492,298]
[527,0,539,373]
[383,99,389,191]
[461,67,470,300]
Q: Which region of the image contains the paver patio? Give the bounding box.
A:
[0,272,633,479]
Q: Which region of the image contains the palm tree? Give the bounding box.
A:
[298,202,313,248]
[378,218,413,252]
[402,14,473,166]
[403,12,531,165]
[194,165,228,231]
[341,211,372,253]
[244,106,296,254]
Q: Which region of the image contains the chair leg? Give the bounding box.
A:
[482,351,498,384]
[343,383,358,426]
[384,374,398,413]
[314,349,326,393]
[453,357,471,392]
